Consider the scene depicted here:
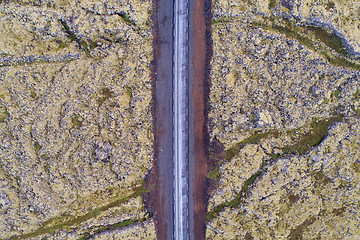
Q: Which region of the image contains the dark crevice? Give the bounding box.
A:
[77,216,150,240]
[81,7,138,27]
[287,213,321,240]
[59,19,96,55]
[7,184,148,240]
[0,54,80,67]
[214,13,360,70]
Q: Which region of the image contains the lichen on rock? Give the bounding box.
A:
[0,0,154,239]
[207,0,360,239]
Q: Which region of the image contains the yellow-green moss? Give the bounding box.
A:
[283,115,343,155]
[98,87,114,106]
[8,183,148,240]
[71,114,83,128]
[0,105,9,122]
[206,115,343,222]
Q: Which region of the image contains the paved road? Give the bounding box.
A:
[154,0,191,238]
[173,0,189,239]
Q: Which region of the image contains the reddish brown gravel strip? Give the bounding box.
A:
[191,0,212,239]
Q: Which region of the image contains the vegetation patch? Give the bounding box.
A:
[30,86,37,99]
[206,115,343,222]
[8,183,149,240]
[206,170,263,222]
[98,87,114,107]
[282,115,343,155]
[0,104,9,122]
[312,170,332,187]
[71,114,83,128]
[312,26,347,56]
[77,217,149,240]
[34,141,42,153]
[351,161,360,173]
[207,168,221,180]
[332,89,341,99]
[206,130,275,181]
[124,86,133,98]
[288,215,318,240]
[226,130,277,161]
[116,12,136,26]
[288,194,300,205]
[55,40,69,50]
[350,105,360,115]
[269,0,276,9]
[332,206,346,216]
[325,1,335,11]
[253,18,360,71]
[211,16,231,25]
[59,19,97,56]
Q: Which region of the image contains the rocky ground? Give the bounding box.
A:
[2,0,360,239]
[0,0,156,239]
[207,0,360,239]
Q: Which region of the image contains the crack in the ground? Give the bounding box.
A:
[0,54,81,67]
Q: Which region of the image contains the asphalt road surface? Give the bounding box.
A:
[154,0,192,238]
[173,0,190,239]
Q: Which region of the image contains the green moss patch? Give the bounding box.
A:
[8,183,148,240]
[253,18,360,71]
[116,12,136,26]
[77,217,149,240]
[59,19,97,56]
[212,16,232,25]
[98,87,114,106]
[269,0,276,9]
[283,115,343,155]
[331,89,341,99]
[34,141,42,152]
[124,86,133,98]
[226,130,277,161]
[59,19,77,42]
[71,114,83,128]
[206,170,263,222]
[207,168,221,180]
[288,215,317,240]
[30,86,37,99]
[206,130,275,181]
[0,105,9,122]
[313,26,347,56]
[312,170,332,187]
[206,115,343,222]
[350,105,360,115]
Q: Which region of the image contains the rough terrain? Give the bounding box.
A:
[0,0,156,239]
[206,0,360,239]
